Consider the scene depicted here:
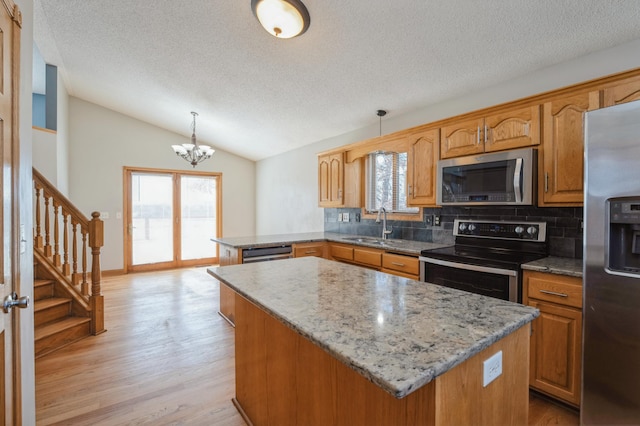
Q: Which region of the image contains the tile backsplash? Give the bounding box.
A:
[324,206,584,259]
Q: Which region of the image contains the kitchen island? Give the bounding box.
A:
[208,257,538,426]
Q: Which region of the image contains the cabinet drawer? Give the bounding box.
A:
[330,244,354,261]
[354,248,382,267]
[382,253,419,275]
[293,242,326,258]
[525,271,582,309]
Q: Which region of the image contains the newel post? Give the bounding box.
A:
[89,211,105,335]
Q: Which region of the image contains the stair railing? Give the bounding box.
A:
[32,168,105,335]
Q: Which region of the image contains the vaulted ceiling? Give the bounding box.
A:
[34,1,640,161]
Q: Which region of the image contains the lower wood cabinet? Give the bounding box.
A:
[523,270,583,407]
[293,241,327,258]
[381,252,419,280]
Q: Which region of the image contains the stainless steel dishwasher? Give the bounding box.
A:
[241,245,293,263]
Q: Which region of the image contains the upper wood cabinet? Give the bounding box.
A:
[407,128,440,206]
[318,152,363,208]
[604,74,640,107]
[539,91,600,206]
[440,117,485,158]
[318,153,344,207]
[440,106,540,159]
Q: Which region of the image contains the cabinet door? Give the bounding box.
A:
[604,74,640,107]
[293,242,326,258]
[540,91,600,205]
[219,282,236,326]
[484,105,540,152]
[318,153,344,207]
[440,118,484,159]
[529,299,582,406]
[407,128,439,206]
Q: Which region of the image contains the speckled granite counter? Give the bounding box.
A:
[208,257,538,398]
[522,256,583,278]
[212,232,448,256]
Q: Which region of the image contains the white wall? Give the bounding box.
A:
[16,0,36,422]
[32,128,57,184]
[68,97,256,271]
[255,38,640,235]
[56,72,69,194]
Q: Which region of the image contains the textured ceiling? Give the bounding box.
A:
[34,0,640,161]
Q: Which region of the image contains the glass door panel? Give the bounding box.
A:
[131,172,174,265]
[180,175,217,260]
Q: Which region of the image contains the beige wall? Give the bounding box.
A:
[255,38,640,235]
[68,97,256,271]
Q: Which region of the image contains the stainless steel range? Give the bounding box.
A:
[419,219,547,303]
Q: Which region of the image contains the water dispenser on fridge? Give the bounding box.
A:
[607,197,640,276]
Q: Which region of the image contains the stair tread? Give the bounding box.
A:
[35,316,91,340]
[34,279,54,287]
[34,297,72,311]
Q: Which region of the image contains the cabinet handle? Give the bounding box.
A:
[477,126,481,145]
[408,185,412,196]
[305,250,317,254]
[391,262,406,267]
[539,289,568,298]
[544,172,549,193]
[484,124,489,144]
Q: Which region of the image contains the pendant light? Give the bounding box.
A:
[171,112,215,168]
[251,0,310,39]
[377,109,387,136]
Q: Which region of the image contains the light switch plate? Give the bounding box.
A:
[343,213,349,222]
[483,350,502,387]
[338,213,343,222]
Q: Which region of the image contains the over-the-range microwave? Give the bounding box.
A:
[436,147,537,206]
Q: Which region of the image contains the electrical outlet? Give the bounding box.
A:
[434,215,441,226]
[425,215,434,226]
[483,351,502,387]
[101,211,110,219]
[355,213,361,222]
[343,213,350,222]
[338,213,343,222]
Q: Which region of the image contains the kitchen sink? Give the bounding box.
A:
[341,237,406,246]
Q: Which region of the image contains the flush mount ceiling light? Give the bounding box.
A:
[171,112,215,168]
[251,0,310,39]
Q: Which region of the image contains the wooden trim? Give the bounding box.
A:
[361,208,423,222]
[32,126,57,134]
[123,166,223,273]
[101,269,125,277]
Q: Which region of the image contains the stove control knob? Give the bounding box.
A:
[515,226,525,234]
[468,223,476,232]
[527,226,538,236]
[459,223,467,231]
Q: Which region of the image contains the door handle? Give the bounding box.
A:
[3,292,29,313]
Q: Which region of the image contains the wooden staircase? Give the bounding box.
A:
[32,168,105,358]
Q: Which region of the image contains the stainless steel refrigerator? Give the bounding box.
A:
[583,100,640,424]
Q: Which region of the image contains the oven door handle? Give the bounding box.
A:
[419,257,517,277]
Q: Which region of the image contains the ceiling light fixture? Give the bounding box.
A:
[251,0,310,39]
[171,112,215,168]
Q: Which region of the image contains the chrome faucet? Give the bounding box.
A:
[375,207,392,239]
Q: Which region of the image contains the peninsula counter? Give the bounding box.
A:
[208,257,538,425]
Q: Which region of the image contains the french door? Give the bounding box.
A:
[124,167,221,272]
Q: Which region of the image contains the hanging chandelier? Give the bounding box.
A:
[171,112,215,167]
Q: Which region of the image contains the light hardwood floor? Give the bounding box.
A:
[36,267,579,425]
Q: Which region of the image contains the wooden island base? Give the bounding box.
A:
[234,293,530,426]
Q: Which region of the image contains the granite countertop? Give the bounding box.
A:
[208,257,539,399]
[211,232,448,256]
[522,256,583,278]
